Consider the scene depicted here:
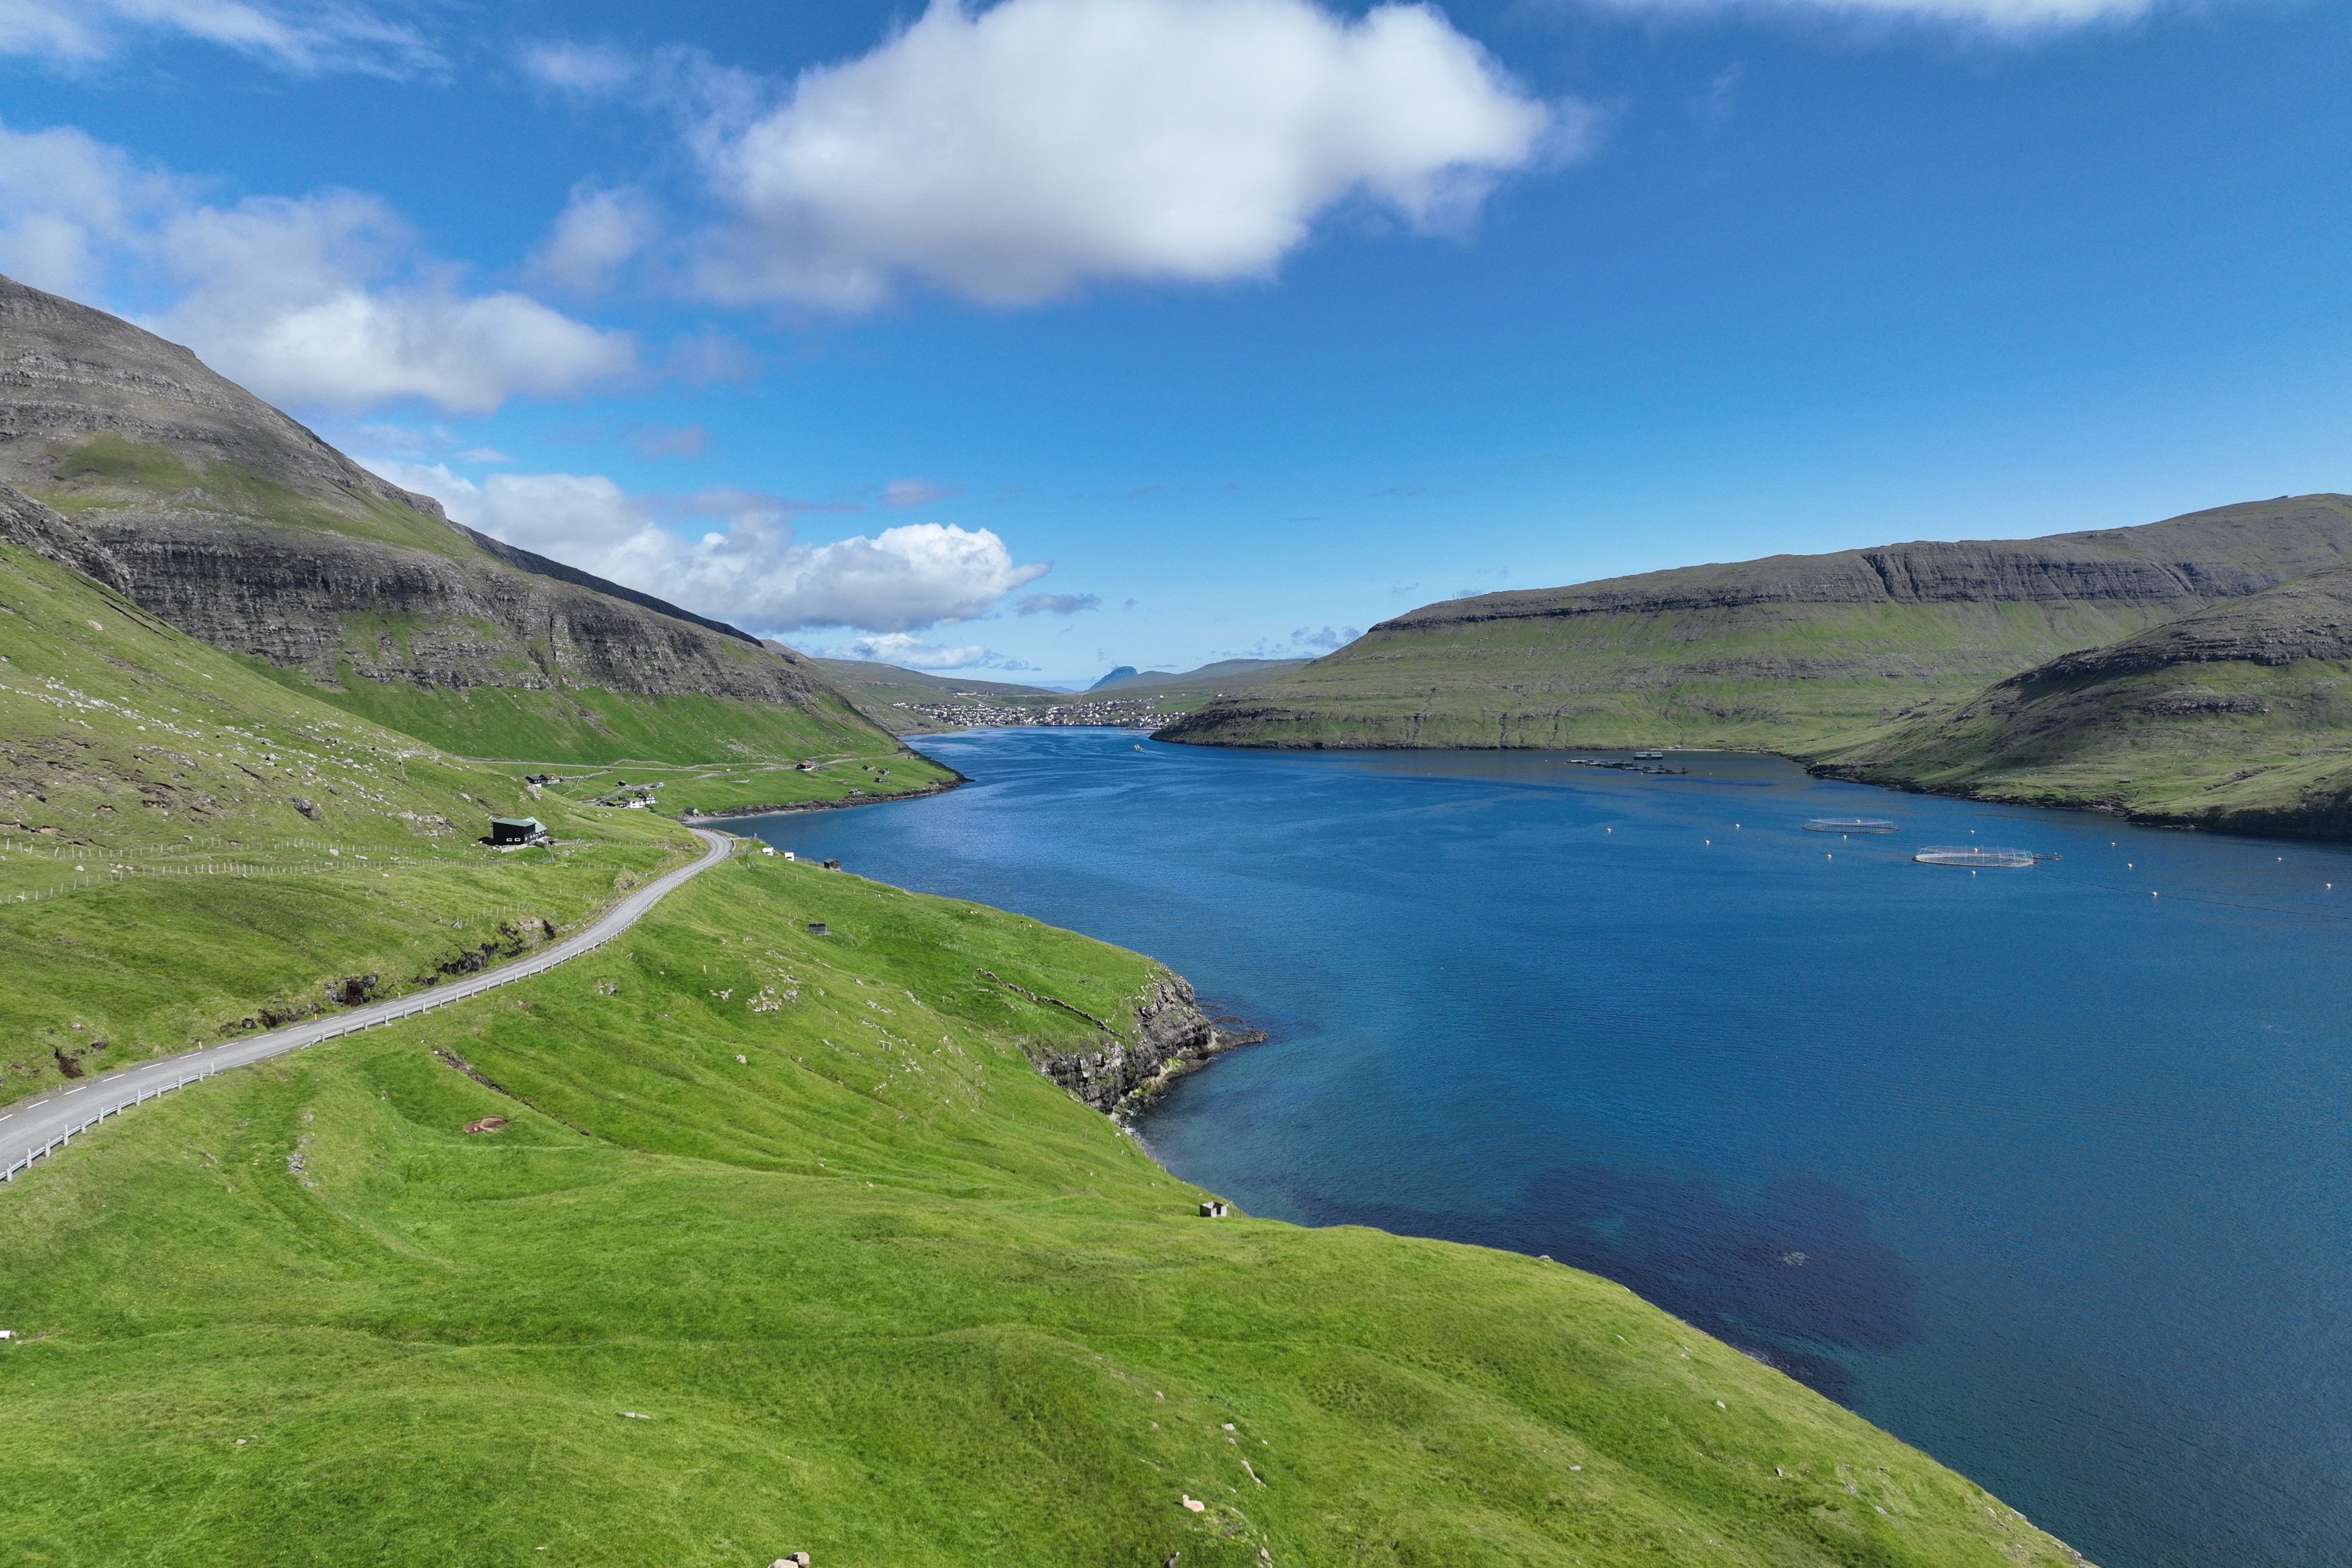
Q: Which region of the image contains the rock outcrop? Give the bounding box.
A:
[1024,972,1247,1114]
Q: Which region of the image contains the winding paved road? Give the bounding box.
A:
[2,826,734,1183]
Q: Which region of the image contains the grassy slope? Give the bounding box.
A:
[1167,599,2179,753]
[282,663,956,806]
[0,854,2078,1568]
[1818,658,2352,838]
[0,541,694,1107]
[41,435,942,794]
[41,431,469,558]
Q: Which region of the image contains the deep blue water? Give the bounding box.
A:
[744,728,2352,1568]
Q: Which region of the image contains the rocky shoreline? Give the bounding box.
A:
[991,968,1267,1117]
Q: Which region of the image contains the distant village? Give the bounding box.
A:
[897,697,1178,730]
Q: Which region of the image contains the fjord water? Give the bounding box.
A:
[749,728,2352,1568]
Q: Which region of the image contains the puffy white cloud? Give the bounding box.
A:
[0,120,633,416]
[151,191,635,413]
[142,194,632,414]
[0,120,170,294]
[370,461,1051,635]
[693,0,1564,308]
[0,0,437,74]
[529,184,657,293]
[1585,0,2149,25]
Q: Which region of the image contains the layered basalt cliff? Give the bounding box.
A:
[991,968,1255,1114]
[1379,495,2352,630]
[0,274,877,750]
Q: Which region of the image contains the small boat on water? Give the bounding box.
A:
[1633,750,1665,760]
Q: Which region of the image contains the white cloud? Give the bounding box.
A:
[693,0,1565,308]
[529,184,657,293]
[1018,592,1099,616]
[836,632,998,669]
[0,0,437,74]
[1583,0,2149,25]
[0,121,171,294]
[149,192,635,413]
[370,461,1051,635]
[0,120,633,415]
[518,38,639,96]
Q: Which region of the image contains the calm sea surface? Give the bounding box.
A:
[743,727,2352,1568]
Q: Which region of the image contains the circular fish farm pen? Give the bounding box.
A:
[1803,817,1899,835]
[1913,846,2038,868]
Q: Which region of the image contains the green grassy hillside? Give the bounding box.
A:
[276,661,956,800]
[0,538,699,1108]
[1165,598,2186,753]
[1162,495,2352,755]
[1818,564,2352,838]
[0,851,2080,1567]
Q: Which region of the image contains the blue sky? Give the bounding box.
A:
[1,0,2345,682]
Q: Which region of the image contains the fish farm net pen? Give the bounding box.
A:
[1803,818,1899,834]
[1913,847,2038,868]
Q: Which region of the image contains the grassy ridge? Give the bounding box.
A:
[0,854,2079,1567]
[1165,599,2184,753]
[1819,658,2352,838]
[286,655,932,780]
[40,433,470,558]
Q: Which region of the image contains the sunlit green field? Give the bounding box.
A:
[0,854,2076,1568]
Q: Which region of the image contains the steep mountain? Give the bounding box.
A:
[0,274,906,772]
[1818,561,2352,838]
[1161,495,2352,753]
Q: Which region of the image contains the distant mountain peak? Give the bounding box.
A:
[1090,665,1140,689]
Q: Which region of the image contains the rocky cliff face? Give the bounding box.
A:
[2017,562,2352,682]
[0,273,864,733]
[1029,972,1240,1114]
[0,483,129,595]
[1382,495,2352,631]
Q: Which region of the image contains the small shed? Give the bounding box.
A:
[487,816,548,847]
